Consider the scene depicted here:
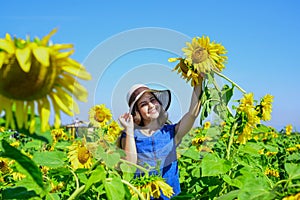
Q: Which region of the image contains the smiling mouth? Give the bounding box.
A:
[149,109,157,114]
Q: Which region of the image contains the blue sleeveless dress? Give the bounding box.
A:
[121,124,181,199]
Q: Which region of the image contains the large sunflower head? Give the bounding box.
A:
[0,29,92,133]
[169,35,227,86]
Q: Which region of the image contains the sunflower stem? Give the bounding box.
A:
[120,158,149,176]
[67,185,85,200]
[226,123,237,160]
[213,69,246,94]
[106,178,146,200]
[69,168,79,190]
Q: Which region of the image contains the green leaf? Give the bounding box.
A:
[223,175,242,188]
[104,177,125,200]
[32,151,66,168]
[120,163,136,181]
[182,146,201,160]
[94,146,120,168]
[238,175,275,200]
[285,163,300,180]
[1,187,38,199]
[221,84,234,105]
[0,140,44,190]
[84,165,106,192]
[201,153,231,177]
[216,190,239,200]
[238,142,263,156]
[46,193,61,200]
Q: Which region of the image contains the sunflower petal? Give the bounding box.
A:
[0,39,14,54]
[38,98,51,132]
[16,47,32,72]
[62,65,92,80]
[51,99,61,129]
[0,52,6,69]
[15,101,25,129]
[2,98,15,130]
[41,28,57,46]
[50,93,73,116]
[32,46,50,67]
[51,43,73,51]
[56,76,88,102]
[55,50,74,59]
[27,101,36,133]
[56,87,80,114]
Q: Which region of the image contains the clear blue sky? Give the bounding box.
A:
[1,0,300,131]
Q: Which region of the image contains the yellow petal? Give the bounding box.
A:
[41,28,57,46]
[56,87,80,114]
[56,76,88,102]
[0,52,6,69]
[38,98,50,132]
[55,50,74,59]
[52,43,73,51]
[62,65,92,80]
[16,47,32,72]
[168,57,180,62]
[5,33,13,42]
[2,98,15,130]
[50,93,73,116]
[15,101,25,129]
[51,99,61,129]
[32,46,50,67]
[0,39,14,54]
[28,102,36,134]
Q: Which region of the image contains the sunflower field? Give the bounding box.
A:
[0,31,299,200]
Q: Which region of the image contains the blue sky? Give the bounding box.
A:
[1,0,300,131]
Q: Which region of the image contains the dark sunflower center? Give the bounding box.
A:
[94,112,105,123]
[78,146,90,164]
[0,56,57,100]
[191,47,208,64]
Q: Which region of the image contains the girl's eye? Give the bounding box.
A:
[139,103,147,108]
[150,98,157,103]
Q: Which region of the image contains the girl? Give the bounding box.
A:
[119,77,203,199]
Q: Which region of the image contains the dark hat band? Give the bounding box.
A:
[128,86,149,107]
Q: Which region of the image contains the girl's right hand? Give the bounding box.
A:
[118,113,134,131]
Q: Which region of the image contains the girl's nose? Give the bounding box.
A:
[148,102,155,108]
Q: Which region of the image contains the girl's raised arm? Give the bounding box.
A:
[175,77,203,145]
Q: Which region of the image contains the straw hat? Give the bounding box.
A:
[127,84,171,114]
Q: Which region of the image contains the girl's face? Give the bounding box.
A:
[136,92,161,124]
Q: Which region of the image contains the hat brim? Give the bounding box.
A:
[129,89,171,114]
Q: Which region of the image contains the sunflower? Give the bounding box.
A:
[285,124,293,136]
[11,172,26,181]
[256,94,273,121]
[130,175,174,199]
[169,35,227,86]
[0,29,91,133]
[88,104,112,127]
[103,120,123,143]
[67,138,93,169]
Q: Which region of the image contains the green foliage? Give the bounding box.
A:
[176,125,300,200]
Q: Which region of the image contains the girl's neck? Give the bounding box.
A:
[140,120,161,136]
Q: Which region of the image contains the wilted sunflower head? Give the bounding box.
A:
[0,29,92,133]
[169,35,227,86]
